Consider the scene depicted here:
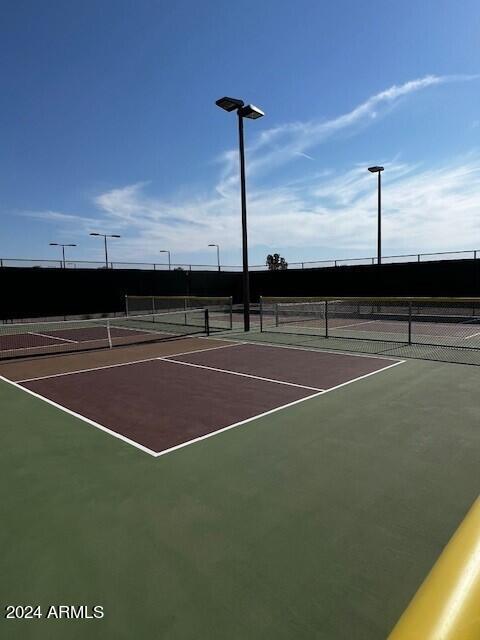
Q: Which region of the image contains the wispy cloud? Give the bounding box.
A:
[217,74,478,195]
[31,154,480,261]
[21,74,480,262]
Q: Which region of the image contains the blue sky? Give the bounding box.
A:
[1,0,479,267]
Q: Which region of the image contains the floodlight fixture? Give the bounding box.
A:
[49,242,77,268]
[160,249,171,270]
[215,96,245,112]
[368,166,384,173]
[208,243,221,271]
[239,104,265,120]
[89,232,121,268]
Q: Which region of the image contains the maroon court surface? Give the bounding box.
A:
[18,342,401,455]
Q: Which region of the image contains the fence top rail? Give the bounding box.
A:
[260,296,480,304]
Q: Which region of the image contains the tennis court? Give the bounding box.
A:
[260,297,480,363]
[274,314,480,343]
[0,309,211,359]
[2,340,402,456]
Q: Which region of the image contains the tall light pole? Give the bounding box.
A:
[89,233,121,268]
[160,249,171,270]
[368,166,384,265]
[215,96,264,331]
[49,242,77,269]
[208,243,221,272]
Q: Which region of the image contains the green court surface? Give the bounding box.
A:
[1,343,479,639]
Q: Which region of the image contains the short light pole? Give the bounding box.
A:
[89,233,121,268]
[160,249,171,270]
[215,96,264,331]
[368,166,384,265]
[208,243,221,271]
[49,242,77,268]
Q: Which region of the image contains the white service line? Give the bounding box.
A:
[0,375,157,457]
[155,341,242,359]
[329,319,377,330]
[159,357,324,392]
[16,341,243,383]
[28,331,78,344]
[464,331,480,339]
[153,357,405,458]
[199,334,400,360]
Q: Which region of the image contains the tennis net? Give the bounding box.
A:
[125,295,233,330]
[0,308,210,360]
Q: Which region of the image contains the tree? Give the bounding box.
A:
[266,253,288,271]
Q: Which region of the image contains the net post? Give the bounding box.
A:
[205,308,210,336]
[408,301,412,345]
[325,300,329,338]
[259,296,263,332]
[107,319,113,349]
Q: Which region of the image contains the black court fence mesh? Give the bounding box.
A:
[125,295,233,331]
[259,297,480,365]
[0,308,211,360]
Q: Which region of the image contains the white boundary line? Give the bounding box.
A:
[1,346,405,460]
[0,374,158,457]
[159,357,324,392]
[15,341,243,383]
[152,390,325,458]
[28,331,78,344]
[152,358,405,458]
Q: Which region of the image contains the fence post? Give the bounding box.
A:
[334,260,337,267]
[325,300,329,338]
[205,308,210,336]
[259,297,263,332]
[125,295,129,316]
[229,296,233,330]
[408,302,412,345]
[474,251,477,260]
[418,254,421,262]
